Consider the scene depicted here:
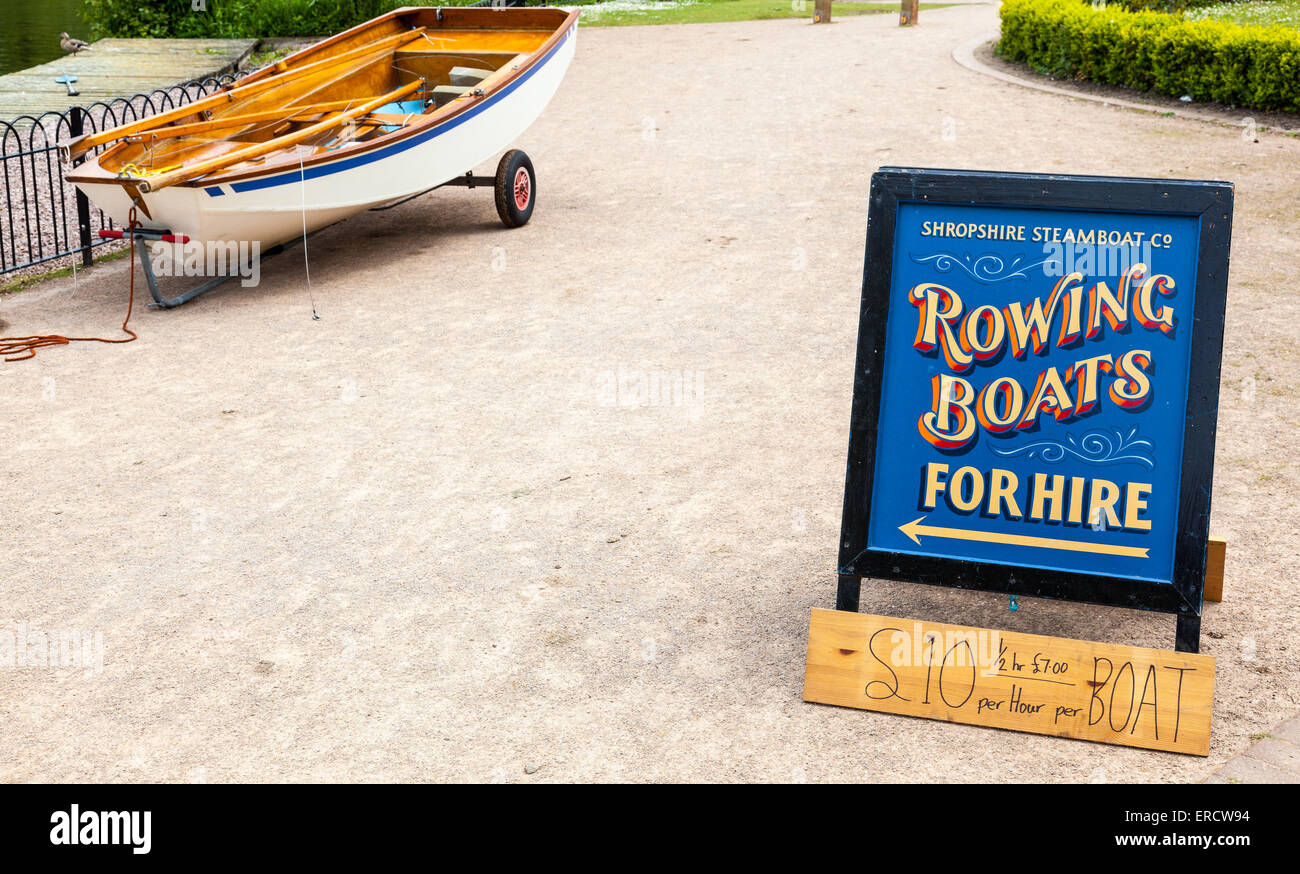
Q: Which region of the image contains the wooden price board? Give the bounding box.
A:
[803,609,1214,755]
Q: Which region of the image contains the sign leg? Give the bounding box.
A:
[1175,614,1201,654]
[835,574,862,612]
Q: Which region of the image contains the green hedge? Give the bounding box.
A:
[998,0,1300,112]
[85,0,481,40]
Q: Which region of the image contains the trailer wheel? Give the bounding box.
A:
[495,149,535,228]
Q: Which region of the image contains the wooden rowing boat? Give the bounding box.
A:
[62,6,579,247]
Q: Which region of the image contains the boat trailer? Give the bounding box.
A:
[99,149,536,309]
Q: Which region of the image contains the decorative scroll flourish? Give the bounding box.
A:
[989,427,1156,469]
[909,251,1053,284]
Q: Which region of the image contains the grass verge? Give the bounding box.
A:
[1188,0,1300,29]
[577,0,954,27]
[1,247,132,296]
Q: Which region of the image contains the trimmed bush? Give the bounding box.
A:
[998,0,1300,112]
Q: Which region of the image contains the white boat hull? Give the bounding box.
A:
[75,24,576,248]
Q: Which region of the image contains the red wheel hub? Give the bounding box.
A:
[513,167,530,210]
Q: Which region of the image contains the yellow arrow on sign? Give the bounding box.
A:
[898,516,1148,558]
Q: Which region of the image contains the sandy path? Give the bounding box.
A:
[1,5,1297,782]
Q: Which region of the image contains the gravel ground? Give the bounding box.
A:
[0,5,1297,783]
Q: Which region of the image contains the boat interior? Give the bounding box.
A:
[81,8,573,187]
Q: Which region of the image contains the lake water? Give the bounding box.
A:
[0,0,88,76]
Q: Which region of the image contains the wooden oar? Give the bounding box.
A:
[131,78,426,193]
[359,112,422,126]
[60,28,427,161]
[121,96,409,144]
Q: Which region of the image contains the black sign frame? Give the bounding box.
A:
[836,168,1234,653]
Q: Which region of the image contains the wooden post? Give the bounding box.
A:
[1204,535,1226,602]
[814,0,831,23]
[899,0,919,25]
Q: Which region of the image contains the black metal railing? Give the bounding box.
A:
[0,73,247,276]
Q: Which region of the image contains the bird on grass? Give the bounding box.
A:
[59,32,92,54]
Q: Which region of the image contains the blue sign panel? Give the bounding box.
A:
[837,169,1234,653]
[867,202,1198,584]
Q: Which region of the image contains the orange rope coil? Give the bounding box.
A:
[0,208,141,362]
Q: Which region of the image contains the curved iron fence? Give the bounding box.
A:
[0,72,247,275]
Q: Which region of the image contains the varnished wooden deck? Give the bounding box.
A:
[0,38,258,123]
